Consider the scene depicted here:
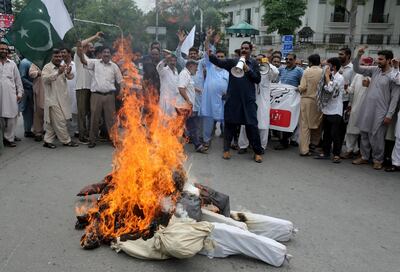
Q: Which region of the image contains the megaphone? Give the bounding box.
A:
[231,56,246,78]
[259,57,271,75]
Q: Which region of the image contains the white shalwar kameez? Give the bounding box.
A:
[392,70,400,166]
[157,60,179,117]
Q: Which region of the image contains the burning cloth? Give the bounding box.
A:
[74,38,294,267]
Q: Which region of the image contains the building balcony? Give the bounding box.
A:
[365,14,393,29]
[330,12,349,23]
[327,13,349,29]
[368,13,389,23]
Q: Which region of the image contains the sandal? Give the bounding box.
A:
[63,141,79,147]
[314,153,330,160]
[385,165,400,172]
[332,156,341,163]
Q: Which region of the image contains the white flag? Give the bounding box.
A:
[181,25,196,55]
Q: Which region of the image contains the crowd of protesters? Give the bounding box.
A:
[1,29,399,172]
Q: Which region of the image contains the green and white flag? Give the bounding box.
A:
[6,0,73,68]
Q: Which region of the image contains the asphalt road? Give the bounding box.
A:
[0,118,399,272]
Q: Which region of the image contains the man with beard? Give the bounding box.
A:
[201,30,229,150]
[42,49,78,148]
[275,53,303,150]
[0,41,23,148]
[352,49,400,170]
[74,32,103,144]
[238,54,279,154]
[208,40,263,163]
[77,43,123,148]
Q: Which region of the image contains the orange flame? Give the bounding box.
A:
[82,38,187,243]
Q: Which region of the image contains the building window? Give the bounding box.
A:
[255,7,260,13]
[360,35,364,44]
[329,34,346,44]
[357,0,366,4]
[261,36,273,45]
[227,12,233,26]
[245,8,251,24]
[319,0,327,3]
[366,34,384,44]
[236,10,241,16]
[387,35,391,45]
[397,0,400,5]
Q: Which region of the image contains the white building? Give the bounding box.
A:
[220,0,400,59]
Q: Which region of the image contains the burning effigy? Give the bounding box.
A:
[75,38,296,267]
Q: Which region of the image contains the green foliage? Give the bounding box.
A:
[63,0,148,51]
[10,0,225,52]
[144,0,225,50]
[262,0,307,35]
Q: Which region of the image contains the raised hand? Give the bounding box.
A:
[206,27,214,39]
[391,58,399,69]
[213,33,221,45]
[357,46,368,58]
[58,64,66,74]
[96,31,104,38]
[177,29,187,44]
[66,65,72,74]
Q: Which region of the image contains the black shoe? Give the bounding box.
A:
[78,137,90,145]
[63,141,79,147]
[14,136,21,142]
[74,132,80,138]
[34,135,43,142]
[4,139,17,147]
[290,141,299,147]
[88,142,96,148]
[43,142,56,149]
[274,144,288,150]
[238,148,247,154]
[24,131,35,138]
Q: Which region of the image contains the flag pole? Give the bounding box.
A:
[73,18,124,45]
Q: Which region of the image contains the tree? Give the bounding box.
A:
[330,0,359,52]
[143,0,225,50]
[262,0,307,36]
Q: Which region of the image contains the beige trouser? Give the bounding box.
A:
[3,116,17,142]
[299,124,321,155]
[89,92,116,142]
[44,106,71,144]
[33,106,44,136]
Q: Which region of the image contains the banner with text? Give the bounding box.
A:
[269,83,300,132]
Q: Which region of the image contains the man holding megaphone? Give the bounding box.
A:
[207,28,263,163]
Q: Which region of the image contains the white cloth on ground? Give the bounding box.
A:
[201,208,247,230]
[230,211,296,242]
[199,222,287,267]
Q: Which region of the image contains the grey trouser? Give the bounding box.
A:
[76,89,91,138]
[360,126,387,163]
[89,92,116,142]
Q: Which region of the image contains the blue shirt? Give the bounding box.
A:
[279,66,303,87]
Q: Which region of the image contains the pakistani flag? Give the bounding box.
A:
[6,0,73,68]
